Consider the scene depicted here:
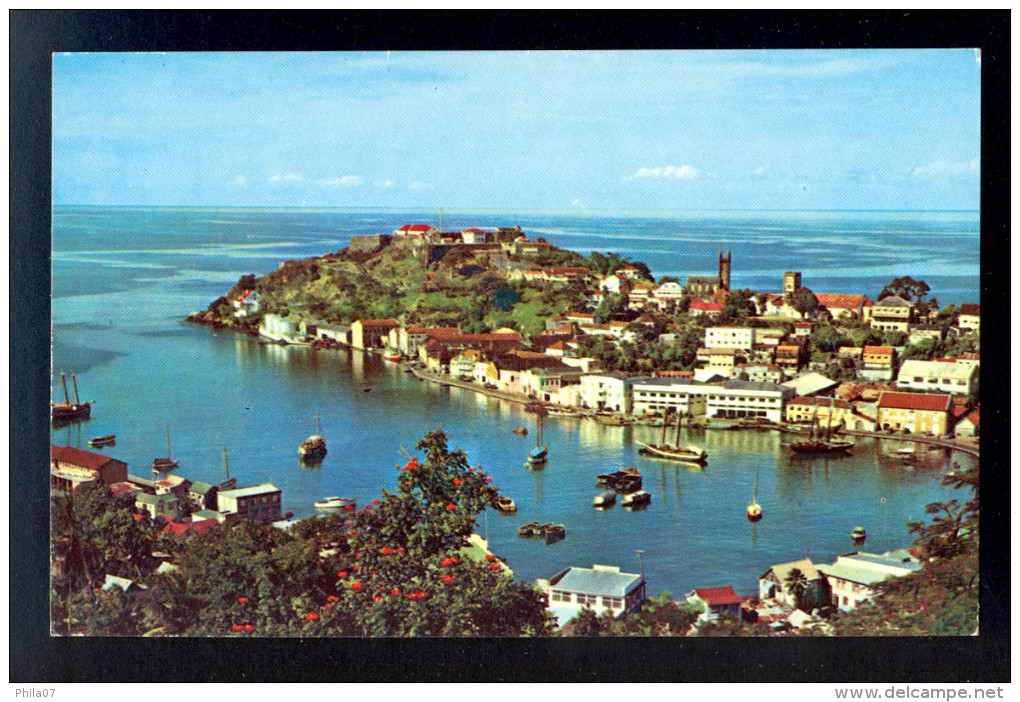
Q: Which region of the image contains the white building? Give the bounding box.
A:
[705,326,755,350]
[631,378,708,418]
[896,359,977,396]
[818,551,921,612]
[259,314,298,343]
[579,372,645,413]
[536,564,647,625]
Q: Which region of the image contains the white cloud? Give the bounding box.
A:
[317,175,364,187]
[374,180,394,188]
[268,173,303,184]
[409,181,426,192]
[912,158,980,178]
[628,165,698,181]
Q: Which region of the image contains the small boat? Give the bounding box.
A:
[494,495,517,514]
[517,521,540,537]
[51,371,92,422]
[526,410,547,466]
[893,447,917,461]
[592,491,616,508]
[382,349,401,362]
[595,468,642,492]
[746,464,763,522]
[363,387,372,393]
[88,434,116,448]
[152,426,178,474]
[538,523,566,539]
[791,398,854,455]
[511,427,528,436]
[298,412,327,463]
[851,526,867,544]
[594,412,629,426]
[621,490,651,507]
[315,496,356,512]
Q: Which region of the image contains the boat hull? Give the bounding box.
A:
[88,435,116,448]
[315,497,355,512]
[637,442,707,462]
[790,441,854,455]
[746,504,763,522]
[52,403,91,422]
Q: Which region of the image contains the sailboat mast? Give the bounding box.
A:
[223,446,230,481]
[675,408,683,447]
[165,425,172,459]
[661,409,669,447]
[71,373,82,405]
[826,397,834,441]
[60,371,70,404]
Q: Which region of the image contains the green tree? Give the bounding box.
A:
[786,287,818,318]
[784,568,810,611]
[811,325,850,352]
[569,607,604,636]
[877,276,930,302]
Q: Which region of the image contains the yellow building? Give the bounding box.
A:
[876,391,951,435]
[785,397,856,426]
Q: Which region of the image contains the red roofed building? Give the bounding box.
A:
[877,391,952,435]
[159,517,219,540]
[689,300,723,318]
[862,346,895,370]
[954,408,979,438]
[51,445,128,491]
[814,293,873,320]
[393,223,437,238]
[687,586,743,622]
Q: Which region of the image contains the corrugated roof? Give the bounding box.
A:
[898,359,976,381]
[874,295,913,308]
[220,483,281,499]
[781,373,839,396]
[553,565,643,597]
[863,346,894,355]
[692,586,742,606]
[762,558,821,582]
[815,293,871,310]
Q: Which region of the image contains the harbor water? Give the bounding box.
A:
[51,206,977,597]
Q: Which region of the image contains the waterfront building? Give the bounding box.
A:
[896,359,977,397]
[351,318,400,350]
[956,303,980,333]
[218,483,282,525]
[631,377,707,417]
[784,396,856,427]
[259,313,299,343]
[521,365,583,403]
[536,564,647,624]
[395,326,460,356]
[50,445,128,492]
[450,349,483,378]
[758,558,828,611]
[876,391,952,435]
[954,408,980,438]
[869,295,915,333]
[579,371,648,413]
[703,380,793,422]
[686,586,743,623]
[818,551,922,612]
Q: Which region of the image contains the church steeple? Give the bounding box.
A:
[718,249,731,291]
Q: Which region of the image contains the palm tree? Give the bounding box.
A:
[784,567,810,612]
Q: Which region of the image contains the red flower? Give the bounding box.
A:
[489,562,501,571]
[452,478,461,486]
[468,467,475,473]
[373,498,380,505]
[390,588,401,596]
[373,596,383,602]
[232,624,243,632]
[377,586,386,592]
[441,575,454,584]
[352,564,360,571]
[396,547,404,553]
[350,581,363,591]
[305,612,319,621]
[327,595,339,602]
[370,570,378,575]
[237,596,248,604]
[484,554,496,561]
[243,624,254,633]
[346,521,354,527]
[343,504,354,510]
[337,571,348,578]
[486,477,492,483]
[324,603,332,611]
[445,503,456,511]
[381,547,393,555]
[348,530,356,536]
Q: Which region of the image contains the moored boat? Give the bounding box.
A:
[299,412,327,463]
[621,490,651,507]
[315,496,356,512]
[526,409,548,466]
[511,427,528,436]
[592,491,616,508]
[88,434,116,448]
[638,409,707,463]
[746,463,763,522]
[152,426,178,474]
[791,397,854,455]
[51,371,91,422]
[538,523,566,539]
[494,495,517,514]
[595,467,642,492]
[851,526,867,544]
[517,521,540,537]
[382,348,401,362]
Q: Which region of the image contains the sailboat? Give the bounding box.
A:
[152,425,179,473]
[51,370,91,422]
[638,409,707,463]
[299,412,327,463]
[746,464,763,522]
[790,398,854,455]
[527,407,548,466]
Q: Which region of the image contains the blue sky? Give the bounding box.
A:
[52,50,981,211]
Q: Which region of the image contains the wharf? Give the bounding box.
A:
[408,365,532,406]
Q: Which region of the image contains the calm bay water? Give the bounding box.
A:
[51,206,977,597]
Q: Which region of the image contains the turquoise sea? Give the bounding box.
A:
[51,206,978,598]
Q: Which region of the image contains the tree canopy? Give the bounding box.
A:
[877,276,930,302]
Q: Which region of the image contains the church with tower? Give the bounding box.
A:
[686,250,732,298]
